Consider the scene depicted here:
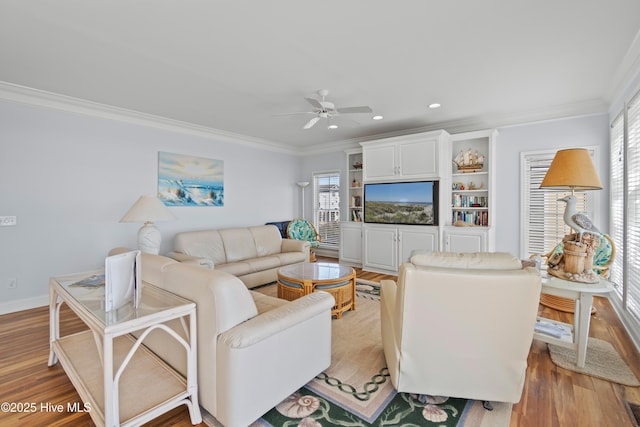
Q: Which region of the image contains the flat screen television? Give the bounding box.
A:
[364,181,438,225]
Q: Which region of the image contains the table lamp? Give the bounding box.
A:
[539,148,603,194]
[539,148,603,285]
[120,195,177,254]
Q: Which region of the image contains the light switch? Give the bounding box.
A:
[0,216,17,226]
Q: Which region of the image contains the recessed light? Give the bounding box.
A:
[372,115,383,120]
[328,124,338,129]
[428,103,441,109]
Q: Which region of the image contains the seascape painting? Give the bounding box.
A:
[158,152,224,206]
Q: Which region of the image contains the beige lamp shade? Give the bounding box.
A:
[120,195,177,223]
[120,195,176,254]
[539,148,603,191]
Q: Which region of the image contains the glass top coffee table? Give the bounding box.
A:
[277,262,356,319]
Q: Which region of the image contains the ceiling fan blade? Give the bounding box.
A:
[272,111,316,117]
[303,116,321,129]
[305,97,323,109]
[336,106,373,114]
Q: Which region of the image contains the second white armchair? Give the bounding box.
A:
[380,251,541,404]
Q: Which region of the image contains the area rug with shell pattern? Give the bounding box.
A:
[203,279,511,427]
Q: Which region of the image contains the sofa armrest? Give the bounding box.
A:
[219,291,334,349]
[166,251,214,269]
[281,238,310,254]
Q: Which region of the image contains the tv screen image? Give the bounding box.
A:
[364,181,438,225]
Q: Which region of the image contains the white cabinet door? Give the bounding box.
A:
[340,223,362,264]
[398,227,438,264]
[363,226,398,272]
[398,138,439,179]
[444,228,487,253]
[363,144,396,181]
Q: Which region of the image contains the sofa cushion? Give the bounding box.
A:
[246,256,282,273]
[174,230,227,265]
[140,252,178,286]
[216,261,253,277]
[273,251,308,265]
[219,228,258,262]
[251,291,288,314]
[411,251,522,270]
[164,263,258,333]
[250,225,283,256]
[265,221,291,238]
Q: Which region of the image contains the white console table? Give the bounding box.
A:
[533,272,614,368]
[48,270,202,427]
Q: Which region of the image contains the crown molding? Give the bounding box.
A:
[0,81,300,155]
[0,81,610,157]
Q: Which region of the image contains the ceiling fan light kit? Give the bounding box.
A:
[277,89,374,130]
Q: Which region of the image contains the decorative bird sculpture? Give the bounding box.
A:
[559,195,600,241]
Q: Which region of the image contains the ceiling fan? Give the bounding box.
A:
[275,89,373,129]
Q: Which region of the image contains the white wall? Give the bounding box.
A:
[0,100,299,312]
[493,114,610,258]
[0,95,612,312]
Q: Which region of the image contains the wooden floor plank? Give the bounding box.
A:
[0,258,638,426]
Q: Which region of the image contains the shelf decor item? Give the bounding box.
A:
[539,148,604,284]
[453,148,485,172]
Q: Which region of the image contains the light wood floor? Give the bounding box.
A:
[1,259,639,426]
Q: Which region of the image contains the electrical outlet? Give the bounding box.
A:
[7,278,17,289]
[0,216,17,226]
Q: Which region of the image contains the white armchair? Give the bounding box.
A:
[116,250,334,427]
[380,252,541,404]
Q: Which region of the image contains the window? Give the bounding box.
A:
[521,149,595,258]
[313,171,340,249]
[611,88,640,342]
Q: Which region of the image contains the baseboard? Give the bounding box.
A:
[610,295,640,354]
[0,294,48,315]
[315,247,339,259]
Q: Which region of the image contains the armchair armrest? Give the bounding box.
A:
[219,291,334,348]
[281,238,310,254]
[166,251,214,269]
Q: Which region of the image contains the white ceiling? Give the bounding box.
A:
[1,1,640,152]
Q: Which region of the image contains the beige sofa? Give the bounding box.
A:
[380,251,541,404]
[167,225,309,288]
[114,249,334,427]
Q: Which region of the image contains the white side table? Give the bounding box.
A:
[49,270,202,427]
[533,272,614,368]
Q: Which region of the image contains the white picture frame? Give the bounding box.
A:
[104,250,141,312]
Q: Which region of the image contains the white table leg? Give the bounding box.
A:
[187,311,202,424]
[103,335,116,427]
[575,292,594,368]
[48,288,59,366]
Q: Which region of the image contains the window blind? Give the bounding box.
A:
[609,113,624,293]
[313,172,340,248]
[626,91,640,320]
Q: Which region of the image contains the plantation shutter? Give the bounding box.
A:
[313,172,340,248]
[522,150,593,258]
[609,113,624,292]
[626,91,640,319]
